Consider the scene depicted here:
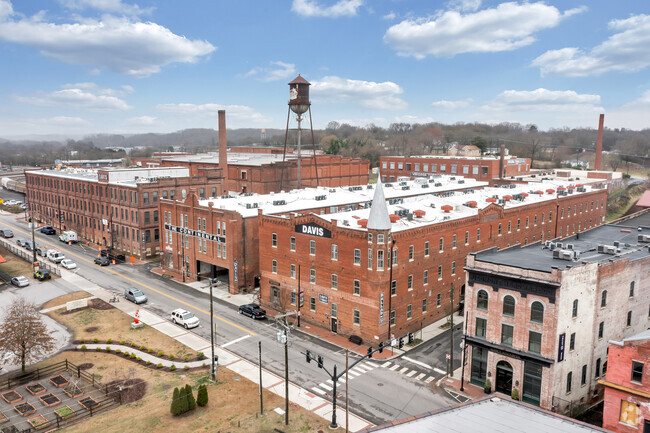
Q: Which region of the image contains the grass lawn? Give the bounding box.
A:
[42,291,93,310]
[0,244,34,277]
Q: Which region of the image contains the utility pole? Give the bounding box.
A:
[209,280,217,381]
[30,207,37,265]
[345,349,349,433]
[285,335,289,426]
[449,282,454,378]
[460,311,468,392]
[258,341,263,414]
[297,265,301,327]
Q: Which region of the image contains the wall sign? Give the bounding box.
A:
[318,294,328,304]
[164,224,226,243]
[233,258,238,283]
[379,292,384,325]
[558,333,565,362]
[295,222,331,238]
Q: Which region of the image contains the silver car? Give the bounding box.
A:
[124,287,147,304]
[10,276,29,287]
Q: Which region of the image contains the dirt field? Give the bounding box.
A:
[42,291,93,310]
[0,244,34,277]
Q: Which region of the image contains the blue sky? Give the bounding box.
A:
[0,0,649,137]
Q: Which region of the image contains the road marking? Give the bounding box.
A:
[433,367,446,375]
[415,373,426,380]
[221,334,251,348]
[424,376,435,384]
[312,387,326,395]
[320,383,332,391]
[405,370,417,378]
[389,364,400,371]
[348,370,361,377]
[351,367,366,374]
[4,223,257,336]
[364,361,380,368]
[398,367,409,374]
[380,361,391,368]
[402,356,433,370]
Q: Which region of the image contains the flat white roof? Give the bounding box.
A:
[162,151,330,167]
[198,175,487,218]
[383,155,525,161]
[30,167,191,186]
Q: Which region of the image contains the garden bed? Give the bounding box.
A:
[1,426,18,433]
[0,391,21,404]
[14,402,36,417]
[49,374,69,388]
[0,412,7,424]
[78,396,100,411]
[28,414,51,430]
[63,384,84,398]
[54,405,76,421]
[25,383,46,396]
[39,393,61,407]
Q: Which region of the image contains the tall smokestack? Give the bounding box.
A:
[499,144,505,179]
[218,110,228,185]
[594,114,604,170]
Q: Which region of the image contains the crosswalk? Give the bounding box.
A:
[310,358,443,396]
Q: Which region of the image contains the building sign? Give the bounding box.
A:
[164,224,226,243]
[269,280,281,286]
[507,158,526,165]
[379,292,384,325]
[318,294,328,304]
[558,333,565,362]
[299,291,304,308]
[233,258,238,283]
[295,222,331,238]
[468,270,558,303]
[410,172,428,177]
[98,172,109,182]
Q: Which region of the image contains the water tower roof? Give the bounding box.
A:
[289,75,310,85]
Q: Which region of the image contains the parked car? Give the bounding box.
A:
[238,304,267,319]
[46,249,65,263]
[16,239,29,247]
[34,269,51,281]
[10,276,29,287]
[94,256,110,266]
[170,309,200,329]
[36,246,47,257]
[60,259,77,270]
[24,241,37,251]
[40,226,56,235]
[124,287,147,304]
[0,229,13,238]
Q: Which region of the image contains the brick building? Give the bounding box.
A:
[380,154,531,184]
[159,175,487,292]
[463,218,650,410]
[600,330,650,432]
[258,180,607,343]
[25,166,223,258]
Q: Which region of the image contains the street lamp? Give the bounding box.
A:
[207,278,218,381]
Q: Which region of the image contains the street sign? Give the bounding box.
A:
[446,354,450,360]
[390,338,397,347]
[130,256,135,262]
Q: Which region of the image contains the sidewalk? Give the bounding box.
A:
[57,268,373,432]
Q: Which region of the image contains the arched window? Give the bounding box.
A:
[601,291,607,308]
[503,295,515,316]
[477,290,488,310]
[530,301,544,323]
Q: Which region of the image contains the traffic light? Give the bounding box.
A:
[408,333,414,344]
[367,347,373,358]
[398,337,404,349]
[317,355,323,368]
[306,350,311,363]
[378,342,383,353]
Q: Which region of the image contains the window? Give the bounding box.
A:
[368,233,373,243]
[377,233,384,244]
[581,365,587,386]
[566,372,572,394]
[451,261,456,275]
[508,221,512,233]
[392,248,397,265]
[453,234,457,248]
[310,240,316,255]
[423,270,429,285]
[331,274,338,290]
[377,250,384,270]
[331,244,338,260]
[523,362,543,406]
[477,290,488,310]
[601,290,607,307]
[526,216,529,228]
[503,295,515,316]
[501,324,513,346]
[439,237,444,252]
[390,310,395,325]
[632,361,644,383]
[424,241,429,256]
[353,249,361,265]
[528,331,542,354]
[498,223,502,235]
[530,301,544,323]
[353,309,360,325]
[331,303,337,318]
[465,231,469,245]
[144,212,150,224]
[549,211,553,222]
[438,265,443,280]
[475,317,487,338]
[408,275,413,290]
[572,299,578,318]
[627,311,632,327]
[570,333,576,351]
[598,322,604,339]
[152,191,158,203]
[143,192,149,204]
[154,210,159,223]
[595,358,601,378]
[630,281,635,297]
[310,268,315,284]
[290,237,296,251]
[409,245,414,260]
[290,264,296,278]
[477,228,481,242]
[542,213,545,224]
[271,259,277,274]
[620,401,639,427]
[407,304,412,319]
[390,280,396,296]
[290,291,296,305]
[471,347,488,386]
[272,233,277,247]
[437,293,441,306]
[353,279,360,296]
[310,297,316,311]
[534,214,537,226]
[368,248,373,269]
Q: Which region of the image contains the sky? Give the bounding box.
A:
[0,0,649,138]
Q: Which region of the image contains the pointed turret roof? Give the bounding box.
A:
[367,177,391,231]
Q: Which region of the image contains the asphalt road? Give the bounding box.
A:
[0,212,458,425]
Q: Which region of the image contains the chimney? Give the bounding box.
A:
[499,144,505,179]
[594,114,604,170]
[218,110,228,185]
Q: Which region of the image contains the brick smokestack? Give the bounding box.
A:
[594,114,604,170]
[218,110,228,184]
[499,144,505,179]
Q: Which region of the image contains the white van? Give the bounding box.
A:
[47,249,65,263]
[59,231,78,243]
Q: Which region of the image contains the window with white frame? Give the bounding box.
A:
[272,259,277,274]
[331,244,338,260]
[353,279,360,296]
[423,270,428,285]
[290,264,296,278]
[272,233,277,247]
[354,249,361,265]
[353,309,360,325]
[290,237,296,251]
[310,268,315,284]
[331,274,338,290]
[310,240,316,255]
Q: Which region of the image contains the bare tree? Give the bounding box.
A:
[0,297,55,372]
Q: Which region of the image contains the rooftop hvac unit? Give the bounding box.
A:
[509,184,516,189]
[242,192,254,196]
[450,177,456,180]
[421,184,429,189]
[429,179,436,183]
[566,244,574,250]
[385,183,393,187]
[315,195,327,201]
[613,241,620,248]
[556,242,564,249]
[549,242,556,250]
[343,220,350,226]
[435,183,442,187]
[402,186,410,190]
[399,181,407,186]
[429,203,436,208]
[367,185,373,189]
[638,234,650,243]
[544,240,551,248]
[329,189,336,193]
[553,249,574,261]
[458,180,465,184]
[407,213,414,221]
[577,187,586,192]
[597,245,618,255]
[272,200,286,206]
[567,189,574,194]
[364,202,372,209]
[492,195,500,199]
[498,199,506,205]
[245,203,259,209]
[443,216,451,221]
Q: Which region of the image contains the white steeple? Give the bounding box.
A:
[367,175,391,231]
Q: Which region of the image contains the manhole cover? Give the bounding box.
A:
[377,383,384,387]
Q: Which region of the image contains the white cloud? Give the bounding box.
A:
[446,0,481,12]
[0,1,215,77]
[311,76,407,110]
[291,0,362,18]
[244,61,296,82]
[14,83,132,110]
[58,0,152,16]
[532,14,650,77]
[485,88,602,112]
[124,116,157,126]
[384,2,583,59]
[607,90,650,130]
[394,115,436,124]
[383,11,396,20]
[431,98,472,109]
[156,103,268,125]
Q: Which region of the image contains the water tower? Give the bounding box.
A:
[282,75,318,189]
